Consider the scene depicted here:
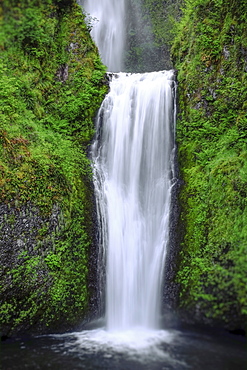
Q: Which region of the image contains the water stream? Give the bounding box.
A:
[92,70,176,331]
[79,0,126,72]
[82,0,177,335]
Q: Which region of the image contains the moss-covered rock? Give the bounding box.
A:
[172,0,247,331]
[0,0,107,336]
[125,0,181,72]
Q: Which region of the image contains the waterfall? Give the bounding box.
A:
[80,0,126,72]
[92,71,176,330]
[79,0,176,332]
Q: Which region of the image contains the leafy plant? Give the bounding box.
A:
[0,0,107,335]
[172,0,247,329]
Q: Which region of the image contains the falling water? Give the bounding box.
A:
[80,0,126,72]
[80,0,176,331]
[92,71,176,330]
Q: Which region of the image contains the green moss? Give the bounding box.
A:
[172,0,247,328]
[125,0,182,72]
[0,0,107,335]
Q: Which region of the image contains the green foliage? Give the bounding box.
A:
[142,0,182,46]
[172,0,247,328]
[124,0,182,72]
[0,0,107,334]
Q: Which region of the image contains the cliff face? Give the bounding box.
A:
[0,0,107,336]
[125,0,181,72]
[172,0,247,331]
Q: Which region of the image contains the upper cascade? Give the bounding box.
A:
[80,0,126,72]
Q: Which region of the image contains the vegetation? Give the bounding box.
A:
[125,0,181,72]
[172,0,247,329]
[0,0,107,335]
[1,0,246,335]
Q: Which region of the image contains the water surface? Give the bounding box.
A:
[2,325,246,369]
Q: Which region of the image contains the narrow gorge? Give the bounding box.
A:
[1,0,247,368]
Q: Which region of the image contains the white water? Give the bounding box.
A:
[36,2,178,366]
[51,328,181,368]
[92,71,176,331]
[79,0,176,345]
[80,0,126,72]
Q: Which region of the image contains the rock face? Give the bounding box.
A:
[0,203,62,288]
[1,203,62,333]
[171,0,247,332]
[124,0,180,72]
[0,0,107,337]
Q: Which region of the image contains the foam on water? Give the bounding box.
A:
[52,328,181,366]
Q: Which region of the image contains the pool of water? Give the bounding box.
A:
[1,324,246,369]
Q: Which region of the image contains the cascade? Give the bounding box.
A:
[80,0,176,331]
[80,0,126,72]
[92,71,176,330]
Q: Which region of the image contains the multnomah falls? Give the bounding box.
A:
[83,0,176,331]
[2,0,247,368]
